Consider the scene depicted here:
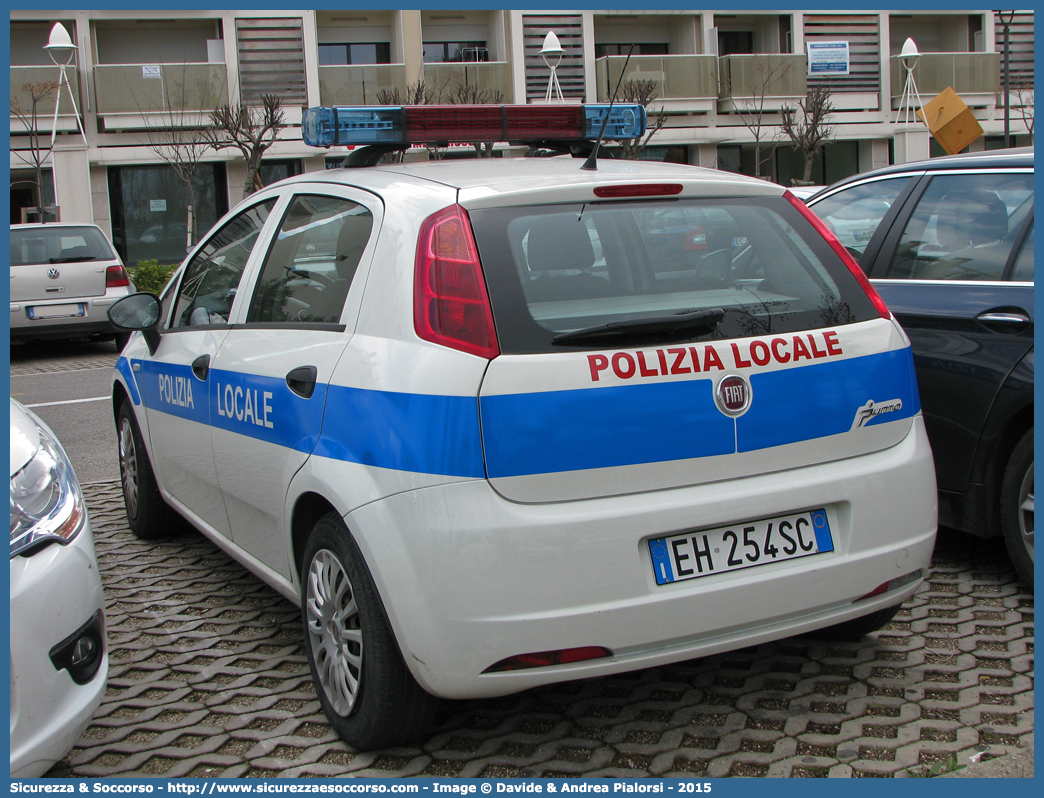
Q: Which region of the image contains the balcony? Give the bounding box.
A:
[10,66,81,134]
[94,63,228,132]
[595,55,718,114]
[318,64,407,106]
[422,61,513,104]
[890,52,1001,109]
[717,54,807,113]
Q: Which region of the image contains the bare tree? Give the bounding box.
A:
[10,81,60,220]
[615,79,669,160]
[138,73,219,246]
[722,58,792,179]
[204,94,285,196]
[1012,71,1034,144]
[781,85,834,184]
[375,80,439,106]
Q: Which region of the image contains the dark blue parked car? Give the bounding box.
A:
[807,148,1033,589]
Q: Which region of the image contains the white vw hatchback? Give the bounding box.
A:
[107,103,937,750]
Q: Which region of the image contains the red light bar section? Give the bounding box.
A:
[593,184,684,198]
[403,105,587,143]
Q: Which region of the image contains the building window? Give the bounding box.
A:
[594,43,668,57]
[318,43,391,65]
[718,31,754,56]
[423,41,489,62]
[107,163,228,267]
[258,159,302,188]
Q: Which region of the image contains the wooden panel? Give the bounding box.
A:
[523,14,585,102]
[236,17,307,105]
[803,14,881,95]
[995,12,1033,90]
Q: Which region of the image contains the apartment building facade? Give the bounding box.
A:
[9,8,1034,267]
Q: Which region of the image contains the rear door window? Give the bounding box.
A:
[884,173,1033,282]
[471,197,880,354]
[246,195,373,325]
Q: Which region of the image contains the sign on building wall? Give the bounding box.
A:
[807,41,850,76]
[150,199,167,212]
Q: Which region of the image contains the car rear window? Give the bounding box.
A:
[470,197,880,354]
[9,226,116,266]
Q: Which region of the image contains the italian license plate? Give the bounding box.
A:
[28,303,85,320]
[649,508,833,585]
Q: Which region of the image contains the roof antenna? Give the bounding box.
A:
[581,44,635,171]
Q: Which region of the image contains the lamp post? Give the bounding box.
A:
[540,31,565,103]
[43,21,86,146]
[997,10,1015,148]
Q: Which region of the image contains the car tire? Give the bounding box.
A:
[116,401,183,539]
[1000,428,1034,591]
[814,604,902,642]
[114,332,131,352]
[301,512,439,750]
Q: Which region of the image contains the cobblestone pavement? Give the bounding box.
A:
[10,339,121,375]
[49,482,1032,779]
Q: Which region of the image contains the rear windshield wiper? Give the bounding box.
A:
[551,307,725,346]
[50,256,96,263]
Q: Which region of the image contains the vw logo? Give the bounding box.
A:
[715,374,752,417]
[47,268,61,280]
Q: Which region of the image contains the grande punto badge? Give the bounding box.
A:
[715,374,751,417]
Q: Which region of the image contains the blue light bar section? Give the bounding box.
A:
[302,103,647,148]
[583,104,647,140]
[302,106,405,148]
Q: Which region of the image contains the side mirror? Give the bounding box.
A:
[108,293,162,355]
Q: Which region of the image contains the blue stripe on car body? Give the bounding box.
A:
[132,347,919,479]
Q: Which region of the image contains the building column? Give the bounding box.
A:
[692,143,718,169]
[51,142,93,223]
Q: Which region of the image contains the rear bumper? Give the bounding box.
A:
[347,416,938,699]
[10,294,127,340]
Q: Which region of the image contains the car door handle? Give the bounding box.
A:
[191,355,210,381]
[976,311,1031,333]
[286,366,318,399]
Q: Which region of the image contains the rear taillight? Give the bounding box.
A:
[414,204,500,360]
[784,190,891,320]
[105,265,130,288]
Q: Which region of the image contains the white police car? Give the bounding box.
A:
[107,103,937,750]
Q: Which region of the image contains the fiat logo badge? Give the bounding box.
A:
[47,268,60,280]
[715,374,751,417]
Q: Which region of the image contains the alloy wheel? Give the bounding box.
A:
[1017,460,1034,563]
[118,416,139,519]
[305,549,363,716]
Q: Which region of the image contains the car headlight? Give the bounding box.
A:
[10,422,86,558]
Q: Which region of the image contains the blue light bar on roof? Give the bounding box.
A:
[302,104,647,148]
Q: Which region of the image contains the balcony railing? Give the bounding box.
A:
[890,52,1001,108]
[595,55,718,108]
[318,64,407,106]
[717,54,807,112]
[422,61,513,103]
[10,66,80,130]
[95,63,228,119]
